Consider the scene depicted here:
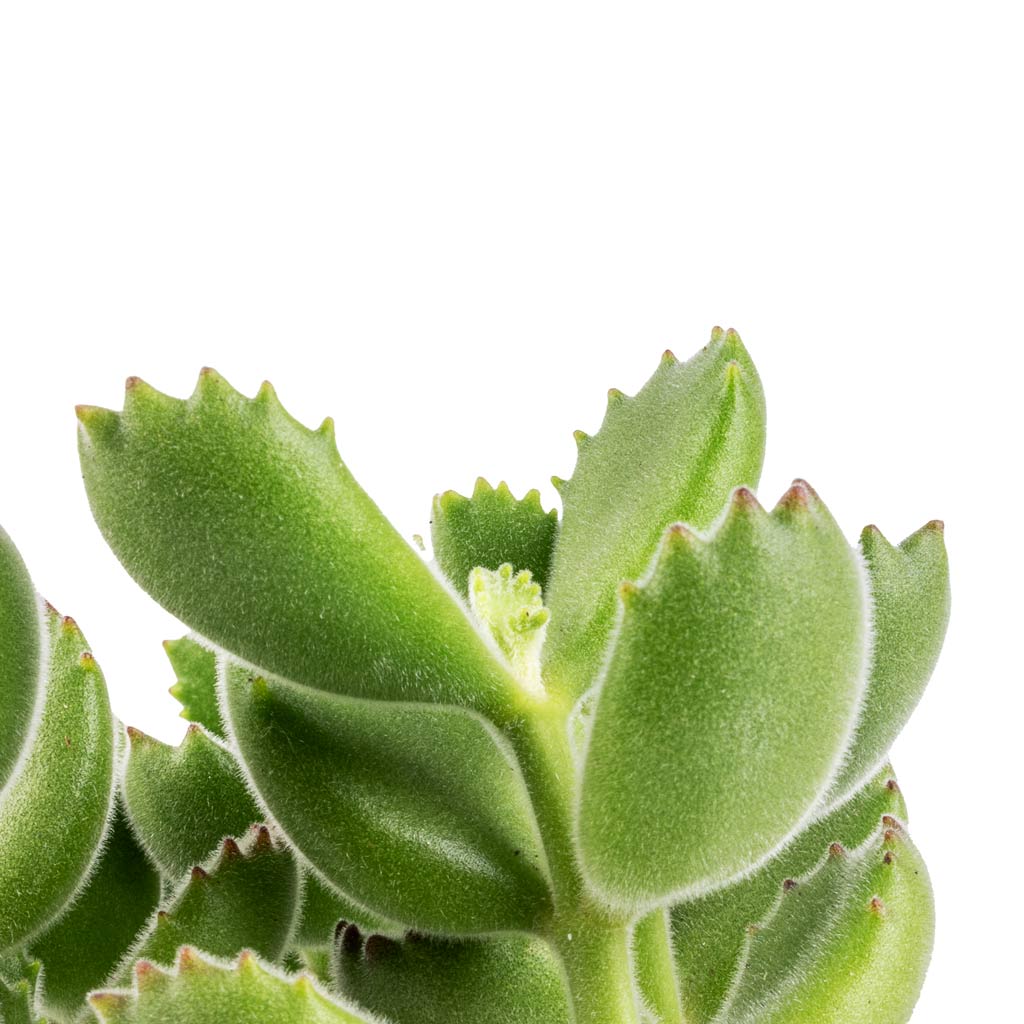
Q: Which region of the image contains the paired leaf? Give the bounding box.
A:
[578,483,868,908]
[165,636,224,738]
[826,522,949,804]
[543,330,767,697]
[28,804,161,1020]
[91,948,374,1024]
[116,826,299,980]
[222,661,552,935]
[669,767,906,1022]
[431,479,558,597]
[0,527,41,788]
[77,372,515,713]
[714,820,932,1024]
[0,608,115,952]
[334,927,571,1024]
[122,724,261,879]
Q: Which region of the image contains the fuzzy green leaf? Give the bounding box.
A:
[0,608,115,952]
[294,876,400,953]
[28,803,160,1019]
[1,957,43,1024]
[826,521,950,804]
[430,479,558,597]
[543,331,767,697]
[165,636,224,739]
[115,826,299,980]
[90,948,374,1024]
[0,527,41,788]
[577,482,868,908]
[333,927,571,1024]
[669,767,907,1022]
[222,661,552,935]
[122,724,261,880]
[714,818,932,1024]
[76,372,515,714]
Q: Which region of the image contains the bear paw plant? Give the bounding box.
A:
[0,328,949,1024]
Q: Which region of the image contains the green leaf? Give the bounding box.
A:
[115,826,299,980]
[165,636,224,739]
[826,521,950,804]
[0,527,41,788]
[122,724,262,880]
[543,331,767,697]
[76,372,515,714]
[90,948,373,1023]
[669,767,906,1023]
[333,927,572,1024]
[294,876,400,953]
[222,660,552,935]
[715,819,933,1024]
[28,803,161,1020]
[430,479,558,596]
[0,608,116,952]
[577,482,868,909]
[1,957,43,1024]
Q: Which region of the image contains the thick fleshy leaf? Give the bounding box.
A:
[670,767,906,1023]
[0,527,41,787]
[333,927,571,1024]
[122,724,262,879]
[578,482,868,908]
[165,635,224,738]
[826,521,950,804]
[543,330,766,697]
[90,948,374,1024]
[714,820,933,1024]
[28,803,161,1019]
[76,372,515,713]
[430,479,558,597]
[116,826,299,980]
[0,608,116,952]
[222,660,551,935]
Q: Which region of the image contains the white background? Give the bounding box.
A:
[1,4,1019,1020]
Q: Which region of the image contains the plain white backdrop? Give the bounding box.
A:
[1,3,1020,1020]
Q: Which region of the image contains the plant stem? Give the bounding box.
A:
[632,908,686,1024]
[499,699,643,1024]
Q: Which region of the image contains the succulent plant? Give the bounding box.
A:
[0,329,949,1023]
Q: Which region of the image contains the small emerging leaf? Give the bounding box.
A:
[431,478,558,597]
[578,482,868,908]
[165,635,224,738]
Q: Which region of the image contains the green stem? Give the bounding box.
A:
[498,698,642,1024]
[632,908,686,1024]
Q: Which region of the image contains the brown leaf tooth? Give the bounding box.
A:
[364,935,398,962]
[710,326,726,343]
[221,837,242,859]
[134,959,160,988]
[883,850,896,866]
[125,725,146,745]
[334,920,350,942]
[341,923,363,957]
[782,878,798,892]
[881,815,902,832]
[79,651,97,669]
[886,778,901,793]
[252,824,273,850]
[661,348,678,364]
[868,896,887,916]
[61,614,78,631]
[190,866,209,882]
[828,842,847,859]
[776,478,817,512]
[176,946,204,972]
